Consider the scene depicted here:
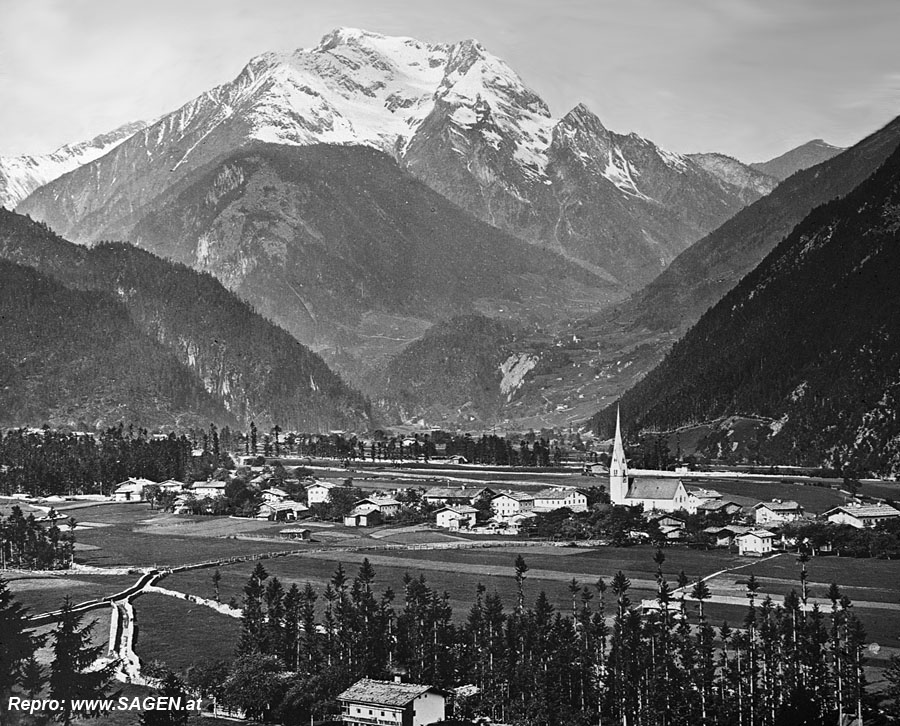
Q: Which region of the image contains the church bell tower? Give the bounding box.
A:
[609,407,628,505]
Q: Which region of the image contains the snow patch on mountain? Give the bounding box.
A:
[0,121,147,208]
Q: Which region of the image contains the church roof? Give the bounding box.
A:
[626,478,683,501]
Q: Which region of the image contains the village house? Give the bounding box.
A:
[490,491,535,519]
[736,529,776,556]
[261,487,289,503]
[190,480,228,499]
[337,678,446,726]
[306,480,339,505]
[157,479,186,492]
[113,478,157,502]
[422,487,477,507]
[704,524,751,547]
[434,505,478,530]
[354,496,402,518]
[824,502,900,528]
[533,488,588,513]
[753,500,803,525]
[685,486,723,513]
[696,498,743,517]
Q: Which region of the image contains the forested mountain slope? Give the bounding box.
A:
[0,257,232,429]
[0,209,370,430]
[595,142,900,475]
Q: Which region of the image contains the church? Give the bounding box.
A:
[609,409,690,513]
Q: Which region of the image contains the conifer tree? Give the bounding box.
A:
[48,597,116,725]
[0,577,44,726]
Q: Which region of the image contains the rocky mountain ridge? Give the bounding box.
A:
[18,28,770,290]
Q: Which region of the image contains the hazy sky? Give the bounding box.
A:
[2,0,898,161]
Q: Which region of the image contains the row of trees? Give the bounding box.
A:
[184,553,899,725]
[0,425,228,497]
[0,506,75,570]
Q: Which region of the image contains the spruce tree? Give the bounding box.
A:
[0,577,44,725]
[48,597,115,725]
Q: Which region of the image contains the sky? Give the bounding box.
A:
[1,0,899,161]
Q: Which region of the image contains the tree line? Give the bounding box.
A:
[0,506,75,570]
[0,425,231,498]
[183,553,900,725]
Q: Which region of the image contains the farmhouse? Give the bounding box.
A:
[533,488,588,513]
[435,505,478,530]
[490,491,535,519]
[113,478,157,502]
[337,678,446,726]
[824,503,900,528]
[753,500,803,525]
[344,504,383,528]
[736,529,776,556]
[257,501,309,521]
[608,411,690,513]
[354,497,402,518]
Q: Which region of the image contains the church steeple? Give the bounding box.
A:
[609,406,628,504]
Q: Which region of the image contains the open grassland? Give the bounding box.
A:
[132,592,240,673]
[67,504,309,568]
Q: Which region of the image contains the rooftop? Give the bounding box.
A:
[626,478,682,500]
[754,500,801,511]
[337,679,439,707]
[826,503,900,518]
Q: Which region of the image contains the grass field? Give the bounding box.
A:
[161,545,740,625]
[132,592,240,673]
[66,504,312,568]
[6,573,140,614]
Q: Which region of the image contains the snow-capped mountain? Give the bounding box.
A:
[18,28,768,289]
[0,121,147,208]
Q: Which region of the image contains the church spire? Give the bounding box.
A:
[609,406,628,504]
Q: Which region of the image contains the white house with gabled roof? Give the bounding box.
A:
[337,678,446,726]
[490,491,535,519]
[824,502,900,528]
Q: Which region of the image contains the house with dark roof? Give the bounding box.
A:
[736,529,776,556]
[824,503,900,529]
[697,499,743,517]
[337,678,446,726]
